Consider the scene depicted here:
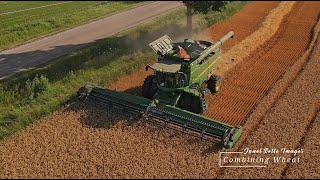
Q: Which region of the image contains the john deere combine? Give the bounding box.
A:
[77,31,242,149]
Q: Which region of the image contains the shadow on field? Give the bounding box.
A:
[122,86,143,96]
[67,100,141,129]
[68,99,222,154]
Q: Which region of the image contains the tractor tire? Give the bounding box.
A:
[191,95,202,114]
[142,75,158,99]
[77,86,90,101]
[177,93,202,114]
[208,75,222,94]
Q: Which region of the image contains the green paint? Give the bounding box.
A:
[83,31,242,149]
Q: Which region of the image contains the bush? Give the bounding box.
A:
[25,75,49,100]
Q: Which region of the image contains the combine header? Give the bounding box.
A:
[77,31,242,149]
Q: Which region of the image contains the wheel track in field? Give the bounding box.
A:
[203,1,320,126]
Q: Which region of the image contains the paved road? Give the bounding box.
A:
[0,1,183,80]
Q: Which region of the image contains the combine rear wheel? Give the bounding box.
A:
[208,75,222,94]
[142,75,158,99]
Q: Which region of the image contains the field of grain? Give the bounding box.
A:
[0,1,319,178]
[285,112,320,179]
[203,1,319,126]
[220,18,320,178]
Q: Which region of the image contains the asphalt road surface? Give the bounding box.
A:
[0,1,183,80]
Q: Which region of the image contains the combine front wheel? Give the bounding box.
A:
[142,75,158,99]
[177,93,202,114]
[77,86,91,101]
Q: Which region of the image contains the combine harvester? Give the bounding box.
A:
[77,31,242,149]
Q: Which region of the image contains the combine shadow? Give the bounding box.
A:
[60,83,223,155]
[122,85,143,96]
[68,95,222,154]
[67,100,141,129]
[201,143,224,155]
[166,128,223,154]
[138,123,221,153]
[108,86,223,154]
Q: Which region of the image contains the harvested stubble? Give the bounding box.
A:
[212,1,295,78]
[203,1,320,126]
[219,16,320,179]
[232,12,320,152]
[194,1,280,52]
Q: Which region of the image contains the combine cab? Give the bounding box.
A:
[77,31,242,149]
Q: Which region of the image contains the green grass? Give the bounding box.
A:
[0,1,150,51]
[0,1,248,140]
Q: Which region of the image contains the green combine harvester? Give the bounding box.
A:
[77,31,242,149]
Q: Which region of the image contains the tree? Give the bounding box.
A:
[182,1,229,37]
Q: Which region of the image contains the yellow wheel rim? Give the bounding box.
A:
[216,80,221,91]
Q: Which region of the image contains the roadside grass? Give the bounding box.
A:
[0,1,248,140]
[0,1,150,51]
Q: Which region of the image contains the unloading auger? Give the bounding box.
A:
[77,31,242,149]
